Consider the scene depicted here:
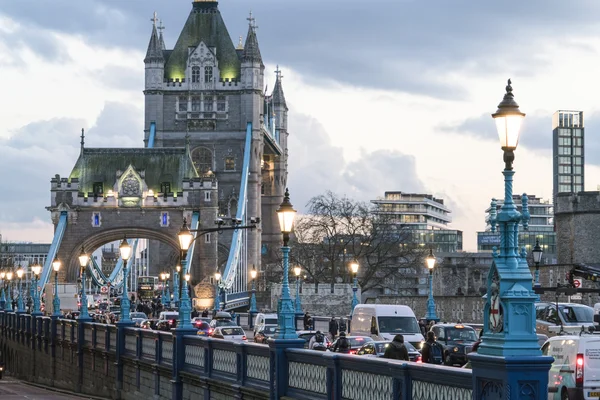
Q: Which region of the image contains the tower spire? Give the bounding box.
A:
[272,65,287,110]
[158,20,166,50]
[242,11,263,65]
[80,128,85,155]
[145,11,164,63]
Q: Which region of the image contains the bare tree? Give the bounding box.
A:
[290,191,425,293]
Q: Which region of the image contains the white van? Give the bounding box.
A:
[253,313,278,335]
[350,305,424,348]
[543,334,600,399]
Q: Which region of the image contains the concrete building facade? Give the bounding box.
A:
[553,110,584,206]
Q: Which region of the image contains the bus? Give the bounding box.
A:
[137,276,159,301]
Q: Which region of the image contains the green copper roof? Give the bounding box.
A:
[165,2,240,80]
[69,148,198,194]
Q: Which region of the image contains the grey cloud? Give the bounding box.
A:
[0,102,143,225]
[97,66,144,92]
[4,1,600,99]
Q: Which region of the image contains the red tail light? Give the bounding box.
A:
[416,356,422,363]
[242,336,247,341]
[576,353,584,386]
[209,328,214,334]
[349,350,357,355]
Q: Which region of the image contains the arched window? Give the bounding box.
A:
[192,66,201,83]
[204,66,213,83]
[191,147,213,174]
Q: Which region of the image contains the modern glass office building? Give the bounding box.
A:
[553,110,584,206]
[477,194,556,263]
[371,192,463,253]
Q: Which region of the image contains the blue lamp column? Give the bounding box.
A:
[214,271,223,313]
[424,249,439,322]
[350,261,359,316]
[16,268,25,313]
[51,258,61,316]
[249,265,258,313]
[469,80,552,399]
[165,273,171,308]
[118,238,132,323]
[31,264,42,316]
[293,266,303,314]
[275,188,298,339]
[0,271,6,310]
[173,265,181,309]
[78,248,91,321]
[532,239,543,288]
[160,273,167,305]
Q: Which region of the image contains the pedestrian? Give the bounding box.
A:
[202,308,209,318]
[382,334,409,360]
[303,312,311,330]
[421,331,445,365]
[328,317,339,340]
[332,332,350,354]
[308,331,328,350]
[418,319,427,336]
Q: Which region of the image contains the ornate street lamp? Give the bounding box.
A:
[293,266,303,314]
[160,273,167,305]
[350,260,359,315]
[0,270,6,310]
[119,237,132,323]
[471,80,552,398]
[31,262,42,316]
[173,264,181,309]
[275,188,298,339]
[249,265,258,313]
[52,257,61,316]
[16,268,25,313]
[214,270,223,312]
[78,247,91,320]
[164,272,171,308]
[5,271,13,311]
[532,239,543,288]
[424,249,439,322]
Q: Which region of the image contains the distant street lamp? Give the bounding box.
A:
[52,257,61,316]
[275,188,298,339]
[532,240,543,288]
[160,273,168,305]
[0,271,6,310]
[31,262,42,316]
[424,249,439,322]
[78,247,91,320]
[119,238,132,323]
[5,271,13,311]
[16,268,25,313]
[350,261,359,315]
[173,264,181,309]
[294,266,302,314]
[249,265,258,313]
[214,270,224,312]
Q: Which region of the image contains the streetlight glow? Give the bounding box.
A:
[16,269,24,279]
[294,266,301,277]
[250,265,257,280]
[532,240,543,264]
[215,271,221,282]
[119,237,132,261]
[350,261,359,275]
[492,79,525,150]
[6,272,12,281]
[184,273,190,282]
[178,219,194,251]
[52,257,61,272]
[276,188,297,238]
[31,264,42,276]
[426,249,436,270]
[78,247,89,268]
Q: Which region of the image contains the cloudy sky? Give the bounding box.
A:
[2,0,600,251]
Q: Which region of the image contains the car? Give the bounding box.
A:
[195,321,212,336]
[209,312,237,331]
[535,302,595,337]
[429,323,478,367]
[211,327,247,342]
[254,325,277,343]
[253,313,278,336]
[296,330,317,349]
[542,331,600,399]
[330,336,374,354]
[351,305,424,348]
[139,319,157,330]
[156,319,178,331]
[192,317,211,326]
[158,311,180,322]
[130,312,148,326]
[356,340,422,362]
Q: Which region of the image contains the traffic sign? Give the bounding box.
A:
[574,278,582,288]
[100,286,108,294]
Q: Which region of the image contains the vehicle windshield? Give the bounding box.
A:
[349,337,373,347]
[216,320,237,327]
[445,327,478,341]
[263,326,277,334]
[377,317,420,334]
[221,328,244,336]
[130,313,146,319]
[559,305,594,323]
[265,318,278,325]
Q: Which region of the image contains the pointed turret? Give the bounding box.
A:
[242,25,263,66]
[158,20,166,50]
[145,13,164,63]
[272,66,287,111]
[241,11,264,90]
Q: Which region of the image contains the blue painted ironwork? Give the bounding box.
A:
[294,275,302,314]
[249,277,258,313]
[161,277,167,305]
[79,269,91,321]
[16,276,25,313]
[148,121,156,148]
[31,273,42,316]
[177,258,193,330]
[276,246,297,339]
[52,270,61,316]
[39,212,67,290]
[425,270,439,322]
[350,275,359,315]
[120,260,132,323]
[172,270,180,308]
[4,281,11,311]
[0,284,5,310]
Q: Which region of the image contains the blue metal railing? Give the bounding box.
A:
[39,212,68,289]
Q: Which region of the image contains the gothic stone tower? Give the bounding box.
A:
[144,1,289,281]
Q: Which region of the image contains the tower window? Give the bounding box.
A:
[204,96,213,112]
[217,96,226,112]
[160,182,171,194]
[225,157,235,171]
[204,191,211,201]
[92,212,101,227]
[93,182,103,196]
[205,234,211,243]
[192,66,200,83]
[191,147,213,174]
[160,212,169,227]
[178,96,188,112]
[204,66,213,83]
[192,97,201,112]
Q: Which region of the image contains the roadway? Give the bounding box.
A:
[0,377,97,399]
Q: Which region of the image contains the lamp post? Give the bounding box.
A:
[214,270,222,312]
[532,239,543,288]
[164,272,171,308]
[350,260,359,315]
[293,266,302,314]
[160,273,167,305]
[118,238,132,323]
[78,247,91,320]
[16,268,25,313]
[470,80,552,399]
[31,263,42,316]
[0,271,6,310]
[5,271,13,311]
[51,257,61,316]
[249,265,258,313]
[424,249,439,322]
[173,264,181,309]
[275,188,298,339]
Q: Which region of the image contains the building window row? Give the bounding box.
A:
[178,95,227,113]
[191,66,214,83]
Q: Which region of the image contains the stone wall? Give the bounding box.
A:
[270,283,361,316]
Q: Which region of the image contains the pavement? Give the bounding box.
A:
[0,377,99,399]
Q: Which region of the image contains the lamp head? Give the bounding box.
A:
[184,273,190,282]
[16,269,24,279]
[492,79,525,168]
[250,265,257,280]
[532,239,543,264]
[6,272,12,281]
[215,271,222,281]
[119,237,132,261]
[0,271,5,279]
[294,266,301,277]
[78,246,90,268]
[32,264,42,276]
[52,256,61,272]
[276,188,297,235]
[178,218,194,251]
[350,261,359,274]
[426,249,436,270]
[176,265,181,273]
[165,272,170,279]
